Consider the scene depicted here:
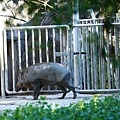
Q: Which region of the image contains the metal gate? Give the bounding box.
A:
[0,25,72,97]
[72,18,120,92]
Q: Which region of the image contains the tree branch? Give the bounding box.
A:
[0,15,27,22]
[4,0,15,16]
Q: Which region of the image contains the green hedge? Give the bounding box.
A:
[0,94,120,120]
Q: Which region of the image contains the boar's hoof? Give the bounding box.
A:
[73,93,77,99]
[58,97,64,99]
[33,97,38,100]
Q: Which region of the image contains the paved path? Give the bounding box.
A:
[0,92,110,112]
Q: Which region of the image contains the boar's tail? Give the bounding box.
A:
[69,75,74,84]
[69,76,81,89]
[70,76,74,80]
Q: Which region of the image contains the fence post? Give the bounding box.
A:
[73,0,80,87]
[0,26,5,98]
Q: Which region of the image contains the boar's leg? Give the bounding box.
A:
[32,81,43,100]
[58,84,67,99]
[61,74,77,99]
[61,81,77,99]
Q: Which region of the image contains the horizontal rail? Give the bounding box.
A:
[4,89,63,95]
[5,89,120,95]
[79,18,104,21]
[76,89,120,94]
[4,25,70,30]
[79,17,120,21]
[55,52,68,57]
[73,23,120,27]
[79,17,120,23]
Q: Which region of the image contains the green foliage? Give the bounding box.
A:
[0,95,120,120]
[87,32,99,43]
[1,0,120,26]
[85,0,120,17]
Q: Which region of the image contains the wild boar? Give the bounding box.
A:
[16,62,77,100]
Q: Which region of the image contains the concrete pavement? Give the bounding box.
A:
[0,92,111,112]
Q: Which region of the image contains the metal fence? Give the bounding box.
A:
[0,25,71,97]
[0,18,120,97]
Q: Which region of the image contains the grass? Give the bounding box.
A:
[0,94,120,120]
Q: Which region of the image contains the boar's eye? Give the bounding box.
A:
[18,69,23,75]
[21,80,23,83]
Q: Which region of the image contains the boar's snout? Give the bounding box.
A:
[16,82,22,92]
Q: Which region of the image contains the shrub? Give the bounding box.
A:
[0,94,120,120]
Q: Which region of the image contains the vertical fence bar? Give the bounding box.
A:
[63,28,67,65]
[45,28,49,62]
[115,26,119,88]
[99,26,102,89]
[45,28,50,89]
[118,26,120,88]
[102,28,106,89]
[110,28,115,89]
[93,27,98,89]
[53,28,57,90]
[3,30,8,93]
[90,27,94,89]
[52,28,56,62]
[60,28,63,64]
[69,29,74,81]
[73,26,80,87]
[25,29,28,67]
[78,27,82,89]
[82,27,86,89]
[18,30,22,70]
[11,30,16,91]
[73,0,80,87]
[106,33,111,89]
[38,29,42,63]
[0,27,5,98]
[86,27,90,89]
[32,29,35,64]
[66,27,70,70]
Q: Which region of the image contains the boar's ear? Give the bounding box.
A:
[18,70,24,83]
[18,69,23,75]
